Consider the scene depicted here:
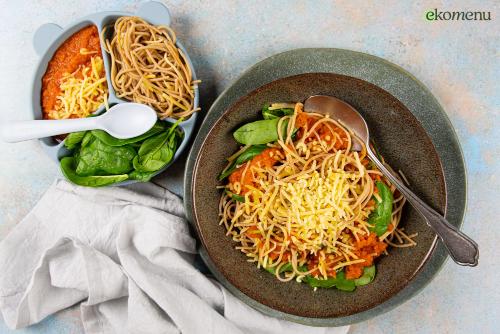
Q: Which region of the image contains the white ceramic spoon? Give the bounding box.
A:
[1,103,157,143]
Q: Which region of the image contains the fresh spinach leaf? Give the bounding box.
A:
[64,131,87,150]
[233,119,281,145]
[333,271,356,291]
[73,148,81,166]
[60,157,128,187]
[61,120,182,187]
[233,117,295,145]
[225,190,245,202]
[133,132,174,172]
[303,275,337,288]
[137,131,168,156]
[368,181,394,236]
[76,138,136,176]
[354,265,376,286]
[302,270,355,291]
[265,262,293,275]
[133,122,181,172]
[130,142,143,148]
[236,144,268,165]
[266,263,310,276]
[218,144,268,180]
[262,104,294,120]
[263,262,374,291]
[91,122,165,147]
[218,165,235,182]
[265,264,362,291]
[81,131,94,148]
[128,169,156,182]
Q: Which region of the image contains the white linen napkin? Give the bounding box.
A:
[0,180,348,334]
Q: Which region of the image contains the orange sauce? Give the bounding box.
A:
[345,233,387,279]
[295,111,348,149]
[229,148,281,194]
[41,25,102,119]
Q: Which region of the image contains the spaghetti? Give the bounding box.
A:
[219,102,415,288]
[102,16,199,119]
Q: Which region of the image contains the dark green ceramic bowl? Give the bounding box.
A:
[184,49,466,326]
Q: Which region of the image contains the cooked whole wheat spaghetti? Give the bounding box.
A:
[219,102,415,285]
[102,16,199,119]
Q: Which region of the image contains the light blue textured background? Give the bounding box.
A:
[0,1,498,333]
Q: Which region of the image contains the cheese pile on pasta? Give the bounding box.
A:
[219,103,415,283]
[47,55,108,120]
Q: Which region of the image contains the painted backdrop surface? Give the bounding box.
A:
[0,1,498,333]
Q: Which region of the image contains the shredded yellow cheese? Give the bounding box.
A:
[79,48,98,55]
[247,163,363,257]
[47,56,108,120]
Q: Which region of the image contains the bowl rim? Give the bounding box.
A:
[184,48,467,326]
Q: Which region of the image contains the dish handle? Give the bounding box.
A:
[33,23,63,56]
[137,1,172,27]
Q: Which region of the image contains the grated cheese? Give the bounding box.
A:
[245,160,365,257]
[47,56,108,120]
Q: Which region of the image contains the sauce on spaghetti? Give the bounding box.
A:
[228,148,281,195]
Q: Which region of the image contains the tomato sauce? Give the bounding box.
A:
[345,233,387,279]
[295,112,348,150]
[41,25,102,119]
[229,148,281,194]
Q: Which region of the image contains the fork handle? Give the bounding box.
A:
[367,148,478,266]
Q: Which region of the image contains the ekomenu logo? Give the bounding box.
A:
[425,8,492,21]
